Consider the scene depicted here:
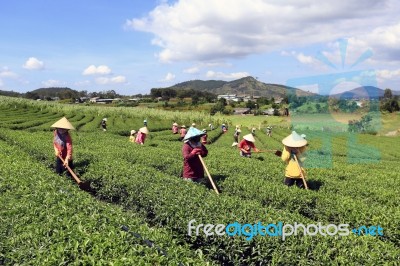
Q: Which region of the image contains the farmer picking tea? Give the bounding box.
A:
[239,134,259,157]
[201,129,208,144]
[281,131,308,188]
[135,127,149,145]
[179,125,187,141]
[129,130,137,142]
[51,117,75,175]
[266,126,272,137]
[172,122,179,134]
[182,127,208,183]
[101,118,107,131]
[233,127,241,146]
[221,123,228,133]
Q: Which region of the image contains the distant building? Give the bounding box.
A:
[262,108,276,116]
[217,94,243,102]
[90,97,100,103]
[233,108,251,115]
[90,97,121,104]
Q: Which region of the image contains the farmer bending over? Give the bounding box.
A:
[239,134,259,157]
[135,127,149,145]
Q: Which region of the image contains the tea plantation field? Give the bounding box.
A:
[0,97,399,265]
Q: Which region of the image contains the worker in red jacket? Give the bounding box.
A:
[238,134,259,158]
[51,117,75,175]
[182,127,208,183]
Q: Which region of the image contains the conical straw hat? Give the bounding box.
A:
[183,127,206,142]
[131,130,136,135]
[243,134,255,142]
[139,127,149,134]
[173,122,178,126]
[51,117,75,130]
[282,131,308,147]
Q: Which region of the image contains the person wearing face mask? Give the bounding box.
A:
[51,117,75,176]
[181,127,208,183]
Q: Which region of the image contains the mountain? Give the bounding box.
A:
[167,76,315,98]
[28,87,80,98]
[331,86,400,99]
[0,90,22,97]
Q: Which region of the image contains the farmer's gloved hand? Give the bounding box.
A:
[54,150,60,157]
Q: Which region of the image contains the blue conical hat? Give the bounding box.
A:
[183,127,206,141]
[282,131,307,147]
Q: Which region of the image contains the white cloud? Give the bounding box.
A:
[161,72,176,82]
[296,53,314,64]
[83,65,112,75]
[376,69,400,79]
[0,68,18,79]
[281,50,318,65]
[126,0,400,62]
[206,71,249,80]
[95,75,126,85]
[280,51,296,57]
[183,66,200,74]
[23,57,44,70]
[111,75,127,83]
[42,79,64,87]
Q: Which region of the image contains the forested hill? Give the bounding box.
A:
[165,76,315,98]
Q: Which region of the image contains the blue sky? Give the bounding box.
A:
[1,0,399,95]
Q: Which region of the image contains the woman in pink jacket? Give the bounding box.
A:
[135,127,149,145]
